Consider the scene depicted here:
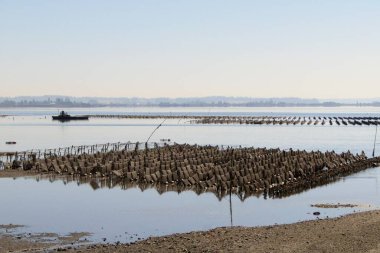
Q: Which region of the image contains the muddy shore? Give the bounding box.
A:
[0,224,90,253]
[0,210,380,252]
[64,210,380,253]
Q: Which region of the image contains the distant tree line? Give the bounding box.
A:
[0,98,92,107]
[1,97,380,107]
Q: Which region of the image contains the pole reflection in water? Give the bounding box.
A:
[230,188,233,227]
[2,166,380,244]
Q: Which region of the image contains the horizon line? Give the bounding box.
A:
[1,95,380,101]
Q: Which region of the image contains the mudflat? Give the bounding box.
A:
[2,210,380,252]
[67,210,380,253]
[0,225,89,253]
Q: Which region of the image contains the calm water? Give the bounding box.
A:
[0,107,380,243]
[1,107,379,155]
[0,167,379,243]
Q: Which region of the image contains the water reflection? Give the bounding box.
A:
[1,167,380,244]
[36,174,262,202]
[35,172,354,202]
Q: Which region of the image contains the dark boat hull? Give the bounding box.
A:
[52,116,89,121]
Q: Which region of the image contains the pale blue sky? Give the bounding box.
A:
[0,0,379,98]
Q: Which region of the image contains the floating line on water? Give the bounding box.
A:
[88,115,380,127]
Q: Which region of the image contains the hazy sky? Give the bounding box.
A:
[0,1,379,98]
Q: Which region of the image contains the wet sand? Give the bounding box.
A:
[65,210,380,253]
[1,211,380,252]
[0,225,90,253]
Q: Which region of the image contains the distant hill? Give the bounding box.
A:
[0,96,380,107]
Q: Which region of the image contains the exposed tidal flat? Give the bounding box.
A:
[1,106,380,252]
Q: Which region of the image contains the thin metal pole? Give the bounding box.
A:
[146,119,166,144]
[229,166,233,227]
[373,124,378,157]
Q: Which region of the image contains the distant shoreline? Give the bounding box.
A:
[1,96,380,108]
[1,103,380,108]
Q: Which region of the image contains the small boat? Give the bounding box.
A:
[5,141,16,144]
[52,111,89,121]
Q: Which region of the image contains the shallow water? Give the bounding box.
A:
[0,107,380,244]
[0,166,379,243]
[0,107,379,156]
